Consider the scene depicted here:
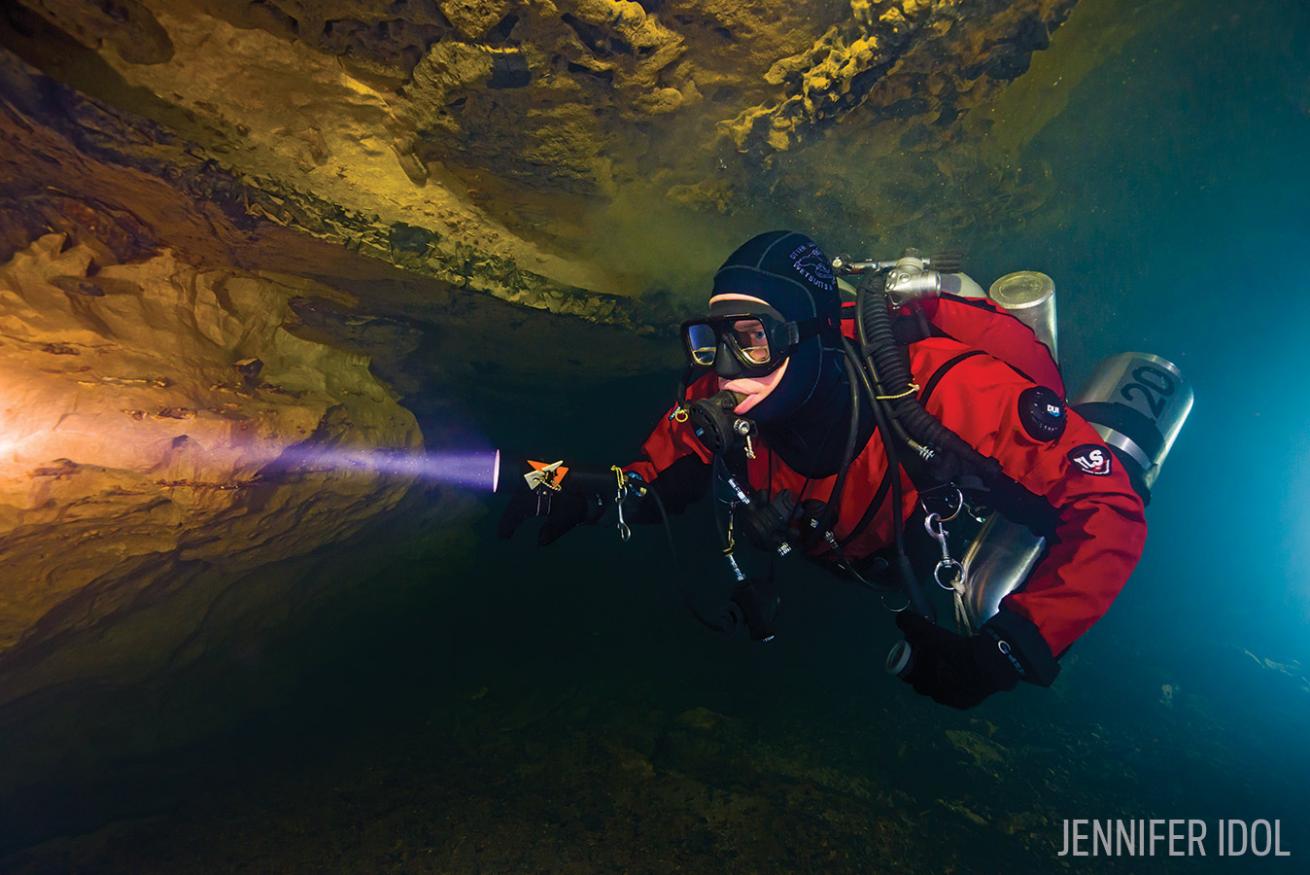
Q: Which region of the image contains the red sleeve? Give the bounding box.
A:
[623,373,716,483]
[929,355,1147,657]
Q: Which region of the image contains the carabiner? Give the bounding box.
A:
[924,512,964,591]
[612,465,632,542]
[920,486,964,523]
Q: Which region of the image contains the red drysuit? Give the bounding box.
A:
[625,327,1147,665]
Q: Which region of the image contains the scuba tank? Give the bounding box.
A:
[961,351,1192,628]
[989,270,1058,362]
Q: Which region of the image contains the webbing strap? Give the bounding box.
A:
[920,350,987,406]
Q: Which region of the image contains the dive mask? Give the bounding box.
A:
[680,312,818,378]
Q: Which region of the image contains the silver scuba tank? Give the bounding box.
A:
[884,266,1193,676]
[948,272,987,299]
[959,351,1193,629]
[1071,353,1191,496]
[989,271,1058,361]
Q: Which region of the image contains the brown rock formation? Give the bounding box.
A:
[0,39,671,728]
[0,231,419,698]
[1,0,1095,313]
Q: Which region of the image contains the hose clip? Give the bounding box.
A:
[924,510,972,634]
[611,465,632,542]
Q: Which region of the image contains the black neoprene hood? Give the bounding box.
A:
[708,230,843,422]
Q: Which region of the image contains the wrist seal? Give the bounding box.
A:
[982,610,1061,687]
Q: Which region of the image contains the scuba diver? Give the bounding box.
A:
[499,230,1152,710]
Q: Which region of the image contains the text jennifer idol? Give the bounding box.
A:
[1059,819,1290,858]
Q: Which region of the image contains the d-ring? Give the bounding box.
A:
[934,559,964,591]
[881,594,911,613]
[938,487,964,523]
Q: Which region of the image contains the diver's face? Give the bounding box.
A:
[708,293,789,415]
[718,360,789,415]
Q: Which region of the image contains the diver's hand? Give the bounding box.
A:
[497,487,607,546]
[894,612,1021,709]
[496,460,611,546]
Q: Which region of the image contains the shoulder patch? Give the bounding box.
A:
[1067,444,1113,476]
[1019,386,1067,441]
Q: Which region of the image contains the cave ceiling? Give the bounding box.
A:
[1,0,1091,332]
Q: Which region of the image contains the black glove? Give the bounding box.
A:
[894,612,1022,709]
[497,461,612,546]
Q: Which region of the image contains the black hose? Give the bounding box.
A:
[854,282,919,454]
[843,344,935,619]
[855,273,1007,488]
[817,352,863,535]
[835,343,893,548]
[645,484,733,634]
[846,307,907,558]
[849,292,937,621]
[841,338,901,548]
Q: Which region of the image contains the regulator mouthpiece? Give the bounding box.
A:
[683,390,751,456]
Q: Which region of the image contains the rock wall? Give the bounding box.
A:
[0,37,670,784]
[0,232,419,703]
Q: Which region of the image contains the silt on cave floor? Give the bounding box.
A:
[0,516,1296,873]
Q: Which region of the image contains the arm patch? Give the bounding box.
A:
[1066,444,1113,476]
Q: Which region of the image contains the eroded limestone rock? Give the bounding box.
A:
[0,0,1115,313]
[0,233,419,689]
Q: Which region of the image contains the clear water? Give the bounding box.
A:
[5,0,1310,871]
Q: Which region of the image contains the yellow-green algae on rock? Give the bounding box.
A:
[1,0,1093,313]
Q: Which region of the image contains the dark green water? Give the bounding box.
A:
[5,0,1310,871]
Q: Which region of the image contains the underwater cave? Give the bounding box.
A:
[0,0,1308,871]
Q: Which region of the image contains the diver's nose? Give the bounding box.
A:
[713,341,743,379]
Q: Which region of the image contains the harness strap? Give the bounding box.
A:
[910,348,1060,537]
[920,350,988,405]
